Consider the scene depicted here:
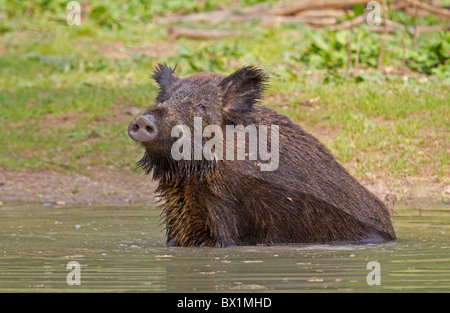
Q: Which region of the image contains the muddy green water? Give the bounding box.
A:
[0,201,449,292]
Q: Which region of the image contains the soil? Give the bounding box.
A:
[0,167,158,205]
[0,167,448,207]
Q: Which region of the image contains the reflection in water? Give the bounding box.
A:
[0,201,449,292]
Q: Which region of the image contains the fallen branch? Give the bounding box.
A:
[260,15,337,26]
[236,2,272,15]
[294,9,347,18]
[399,0,450,18]
[272,0,373,15]
[368,25,398,33]
[158,10,239,25]
[407,25,450,34]
[158,2,271,24]
[167,26,252,40]
[329,14,366,30]
[155,0,450,38]
[329,14,406,31]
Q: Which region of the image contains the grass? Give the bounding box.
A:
[276,80,449,181]
[0,1,448,185]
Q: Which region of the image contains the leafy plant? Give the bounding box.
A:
[299,28,347,69]
[406,32,450,75]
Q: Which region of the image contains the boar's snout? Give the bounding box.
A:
[128,114,158,143]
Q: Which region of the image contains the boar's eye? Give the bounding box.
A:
[194,103,206,112]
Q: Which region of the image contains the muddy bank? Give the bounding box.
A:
[0,168,448,206]
[0,168,158,205]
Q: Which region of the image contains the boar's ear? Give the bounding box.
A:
[151,63,179,103]
[219,65,268,115]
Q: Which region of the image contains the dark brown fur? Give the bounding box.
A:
[133,64,396,247]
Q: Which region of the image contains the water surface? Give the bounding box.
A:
[0,201,449,292]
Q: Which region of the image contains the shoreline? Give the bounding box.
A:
[0,168,448,207]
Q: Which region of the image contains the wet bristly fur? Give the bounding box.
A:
[135,64,396,247]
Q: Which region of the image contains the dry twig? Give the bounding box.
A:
[399,0,450,18]
[167,27,252,40]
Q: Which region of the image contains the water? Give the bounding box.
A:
[0,201,449,292]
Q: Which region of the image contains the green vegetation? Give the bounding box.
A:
[0,1,448,184]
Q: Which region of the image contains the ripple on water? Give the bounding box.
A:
[0,201,449,292]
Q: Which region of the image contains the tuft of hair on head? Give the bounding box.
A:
[151,63,179,103]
